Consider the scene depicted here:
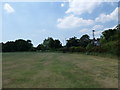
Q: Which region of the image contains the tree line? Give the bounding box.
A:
[1,39,33,52]
[1,24,120,55]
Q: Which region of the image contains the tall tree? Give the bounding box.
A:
[79,34,90,47]
[102,29,117,41]
[66,37,79,47]
[36,44,46,51]
[2,41,16,52]
[15,39,33,51]
[0,43,3,52]
[43,37,55,49]
[2,39,33,52]
[54,40,62,49]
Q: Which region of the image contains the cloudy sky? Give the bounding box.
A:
[2,1,119,46]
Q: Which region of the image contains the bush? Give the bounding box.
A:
[90,46,107,53]
[86,43,107,53]
[75,47,86,52]
[86,43,94,52]
[101,41,118,55]
[68,46,86,52]
[59,47,69,53]
[58,46,86,53]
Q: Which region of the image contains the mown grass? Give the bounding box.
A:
[2,52,118,88]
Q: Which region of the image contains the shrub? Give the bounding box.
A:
[69,46,86,52]
[59,47,69,53]
[91,46,107,53]
[59,46,86,53]
[86,43,94,52]
[101,41,117,55]
[86,43,107,53]
[76,47,86,52]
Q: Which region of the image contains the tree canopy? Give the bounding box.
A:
[1,24,119,55]
[2,39,33,52]
[36,37,62,51]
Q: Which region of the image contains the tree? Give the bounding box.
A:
[15,39,33,51]
[36,44,46,51]
[2,41,16,52]
[42,37,62,50]
[102,29,117,41]
[43,37,55,49]
[2,39,33,52]
[54,40,62,49]
[66,37,79,47]
[79,34,90,47]
[99,25,119,55]
[0,43,3,52]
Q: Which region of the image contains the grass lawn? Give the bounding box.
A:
[2,52,118,88]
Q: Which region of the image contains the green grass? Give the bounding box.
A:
[2,52,118,88]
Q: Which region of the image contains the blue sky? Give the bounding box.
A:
[2,1,119,46]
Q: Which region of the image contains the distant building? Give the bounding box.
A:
[94,40,100,46]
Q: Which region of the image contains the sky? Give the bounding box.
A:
[2,1,119,46]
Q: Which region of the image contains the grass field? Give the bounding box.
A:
[2,52,118,88]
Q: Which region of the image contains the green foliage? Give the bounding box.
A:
[79,34,90,47]
[98,24,119,55]
[3,41,16,52]
[1,24,119,55]
[86,43,107,53]
[15,39,33,51]
[100,36,107,44]
[36,44,46,51]
[54,40,62,49]
[91,46,107,53]
[102,29,117,41]
[101,41,118,55]
[37,37,62,51]
[43,37,55,49]
[66,34,90,48]
[66,36,79,47]
[100,25,119,43]
[2,39,33,52]
[86,43,94,52]
[59,47,69,53]
[59,46,86,53]
[69,46,86,52]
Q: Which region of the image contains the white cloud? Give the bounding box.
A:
[57,14,94,29]
[92,25,104,30]
[85,25,117,37]
[57,0,118,33]
[66,0,102,15]
[61,3,65,7]
[95,7,119,23]
[4,3,15,13]
[79,28,102,37]
[94,26,115,36]
[94,30,103,37]
[79,25,104,37]
[103,25,117,30]
[79,28,89,33]
[92,25,104,36]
